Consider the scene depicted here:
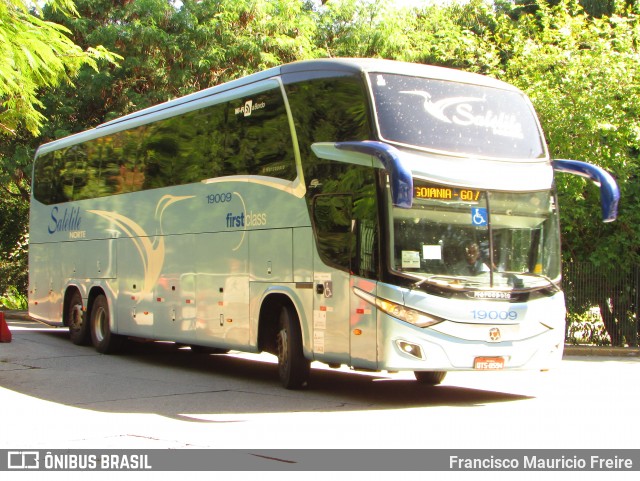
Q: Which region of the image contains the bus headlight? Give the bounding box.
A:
[353,287,443,328]
[375,298,443,328]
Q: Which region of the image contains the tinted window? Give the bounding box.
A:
[369,73,546,160]
[307,162,379,278]
[284,75,373,167]
[33,86,296,204]
[285,76,379,278]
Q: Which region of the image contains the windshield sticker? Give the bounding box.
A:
[400,90,524,139]
[423,245,442,261]
[471,208,488,226]
[402,250,421,269]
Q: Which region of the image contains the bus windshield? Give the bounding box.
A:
[391,180,561,290]
[369,72,546,160]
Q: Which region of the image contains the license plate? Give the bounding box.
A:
[474,357,505,370]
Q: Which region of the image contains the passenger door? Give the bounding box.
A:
[311,194,353,365]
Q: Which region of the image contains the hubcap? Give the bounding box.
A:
[70,304,83,330]
[95,307,107,343]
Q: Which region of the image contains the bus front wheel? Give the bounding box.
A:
[90,294,124,354]
[414,371,446,385]
[276,305,310,389]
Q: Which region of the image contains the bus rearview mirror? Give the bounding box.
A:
[553,159,620,222]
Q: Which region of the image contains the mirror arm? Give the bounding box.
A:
[336,141,413,208]
[553,159,620,222]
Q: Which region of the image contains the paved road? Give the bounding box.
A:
[1,316,639,452]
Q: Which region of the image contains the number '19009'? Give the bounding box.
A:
[472,310,518,321]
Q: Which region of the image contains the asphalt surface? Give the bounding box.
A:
[1,311,639,453]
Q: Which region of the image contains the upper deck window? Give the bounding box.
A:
[369,73,546,160]
[33,85,295,205]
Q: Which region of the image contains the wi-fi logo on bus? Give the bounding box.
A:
[235,99,266,117]
[242,100,253,116]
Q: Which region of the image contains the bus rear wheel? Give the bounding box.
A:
[414,371,447,385]
[90,294,124,354]
[276,305,310,390]
[68,290,90,345]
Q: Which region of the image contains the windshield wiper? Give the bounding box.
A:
[499,271,561,293]
[412,274,470,289]
[409,271,561,293]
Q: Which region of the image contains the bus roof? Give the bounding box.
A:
[99,59,516,129]
[281,58,514,90]
[36,58,520,154]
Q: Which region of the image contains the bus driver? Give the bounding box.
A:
[454,242,490,276]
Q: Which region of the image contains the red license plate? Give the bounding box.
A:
[474,357,505,370]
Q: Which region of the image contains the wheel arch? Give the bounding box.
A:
[257,291,309,357]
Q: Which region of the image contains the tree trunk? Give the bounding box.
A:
[598,297,621,346]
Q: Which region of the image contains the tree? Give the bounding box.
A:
[512,0,639,18]
[0,0,119,300]
[42,0,321,127]
[0,0,119,138]
[491,0,640,345]
[0,0,121,200]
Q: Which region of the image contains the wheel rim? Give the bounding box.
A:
[69,304,83,331]
[94,307,107,343]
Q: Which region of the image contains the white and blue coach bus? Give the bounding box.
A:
[29,58,619,389]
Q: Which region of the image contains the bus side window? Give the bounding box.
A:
[313,194,353,271]
[284,75,379,279]
[227,88,296,181]
[33,150,67,204]
[32,85,297,205]
[308,164,380,277]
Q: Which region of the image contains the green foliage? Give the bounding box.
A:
[0,187,28,299]
[564,262,638,346]
[46,0,321,123]
[491,2,640,264]
[0,0,121,301]
[0,0,120,136]
[0,286,28,311]
[565,310,611,346]
[489,1,640,345]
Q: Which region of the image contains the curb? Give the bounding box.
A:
[1,310,35,322]
[563,345,640,358]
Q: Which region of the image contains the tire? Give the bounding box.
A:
[67,290,90,345]
[414,371,447,385]
[90,294,124,354]
[276,305,310,389]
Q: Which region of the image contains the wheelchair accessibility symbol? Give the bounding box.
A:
[471,208,488,226]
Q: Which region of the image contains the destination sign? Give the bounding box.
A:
[414,184,483,202]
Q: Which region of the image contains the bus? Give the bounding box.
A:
[29,58,619,389]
